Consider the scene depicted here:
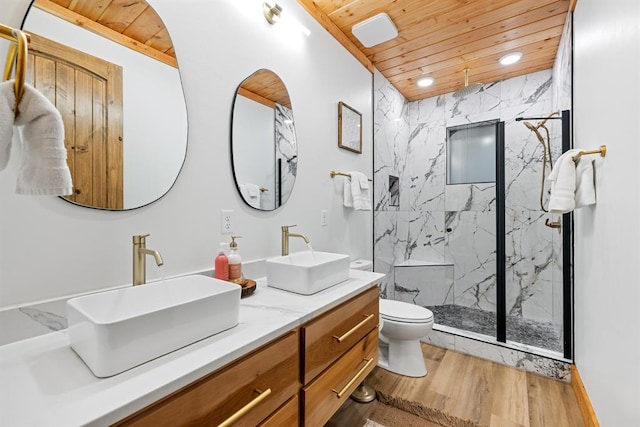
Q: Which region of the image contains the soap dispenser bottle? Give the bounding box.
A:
[228,235,242,280]
[214,242,229,281]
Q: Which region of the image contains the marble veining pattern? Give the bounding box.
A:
[274,103,297,209]
[19,307,67,331]
[374,60,570,356]
[424,329,570,381]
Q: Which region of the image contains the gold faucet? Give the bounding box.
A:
[133,234,164,286]
[281,225,309,256]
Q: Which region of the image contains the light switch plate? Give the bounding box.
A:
[320,210,328,227]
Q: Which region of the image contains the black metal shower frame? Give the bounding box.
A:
[499,109,573,360]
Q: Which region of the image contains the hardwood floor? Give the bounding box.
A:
[327,343,584,427]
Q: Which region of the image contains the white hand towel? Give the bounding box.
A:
[13,83,73,195]
[0,81,15,171]
[245,183,260,198]
[547,149,580,214]
[575,157,596,208]
[349,171,371,211]
[343,177,353,208]
[239,183,261,209]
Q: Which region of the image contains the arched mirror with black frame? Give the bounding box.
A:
[231,69,298,211]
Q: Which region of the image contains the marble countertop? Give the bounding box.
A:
[0,270,384,427]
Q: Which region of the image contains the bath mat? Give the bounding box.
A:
[373,392,481,427]
[365,400,441,427]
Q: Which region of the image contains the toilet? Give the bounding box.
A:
[350,259,435,378]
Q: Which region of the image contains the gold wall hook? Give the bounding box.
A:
[545,218,562,229]
[572,145,607,162]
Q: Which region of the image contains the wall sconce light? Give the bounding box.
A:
[263,2,283,24]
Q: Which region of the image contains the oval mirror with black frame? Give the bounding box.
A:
[231,69,298,211]
[21,0,188,210]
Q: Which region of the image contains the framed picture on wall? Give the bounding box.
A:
[338,101,362,154]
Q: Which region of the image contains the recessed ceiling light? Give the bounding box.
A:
[499,52,523,66]
[417,76,434,87]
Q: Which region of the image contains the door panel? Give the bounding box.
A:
[26,32,123,209]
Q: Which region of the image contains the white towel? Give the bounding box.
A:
[10,82,73,195]
[547,149,597,214]
[547,149,579,214]
[239,183,261,209]
[575,157,596,208]
[349,171,371,211]
[343,177,353,208]
[0,81,15,171]
[245,183,260,198]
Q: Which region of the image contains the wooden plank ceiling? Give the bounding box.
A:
[32,0,176,67]
[300,0,571,101]
[238,69,292,109]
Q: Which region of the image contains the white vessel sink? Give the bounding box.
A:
[266,251,350,295]
[67,275,241,377]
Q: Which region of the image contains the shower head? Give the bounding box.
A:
[453,68,482,98]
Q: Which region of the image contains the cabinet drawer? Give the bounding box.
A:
[302,286,379,384]
[258,394,299,427]
[302,329,378,427]
[115,331,300,427]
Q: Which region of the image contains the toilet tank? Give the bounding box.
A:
[350,259,373,272]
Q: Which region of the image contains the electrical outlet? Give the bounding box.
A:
[221,210,234,234]
[320,210,328,227]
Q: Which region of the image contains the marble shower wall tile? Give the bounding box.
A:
[374,70,410,213]
[446,210,497,311]
[275,104,297,209]
[407,210,446,262]
[373,210,399,296]
[505,207,558,322]
[374,65,568,357]
[407,121,447,212]
[424,330,571,381]
[394,264,454,306]
[445,183,496,212]
[553,13,572,112]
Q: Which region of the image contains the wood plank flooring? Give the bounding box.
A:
[327,343,584,427]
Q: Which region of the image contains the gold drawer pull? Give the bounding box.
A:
[218,388,272,427]
[332,358,374,398]
[332,314,374,343]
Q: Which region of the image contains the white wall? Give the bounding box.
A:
[573,0,640,425]
[234,94,275,209]
[0,0,373,307]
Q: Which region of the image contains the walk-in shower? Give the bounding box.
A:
[373,68,573,361]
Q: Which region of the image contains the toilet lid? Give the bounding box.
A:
[379,299,434,323]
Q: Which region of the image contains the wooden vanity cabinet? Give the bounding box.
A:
[114,331,300,427]
[300,286,380,427]
[113,285,379,427]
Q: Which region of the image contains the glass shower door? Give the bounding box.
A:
[503,112,568,356]
[433,121,500,339]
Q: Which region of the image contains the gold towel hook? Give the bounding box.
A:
[1,26,28,114]
[572,145,607,162]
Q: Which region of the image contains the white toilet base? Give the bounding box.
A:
[377,337,427,377]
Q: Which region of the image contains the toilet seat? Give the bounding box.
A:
[380,299,433,324]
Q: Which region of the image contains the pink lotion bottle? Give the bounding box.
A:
[214,242,229,281]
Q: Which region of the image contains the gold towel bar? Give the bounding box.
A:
[572,145,607,162]
[259,187,268,193]
[1,23,29,114]
[330,171,372,181]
